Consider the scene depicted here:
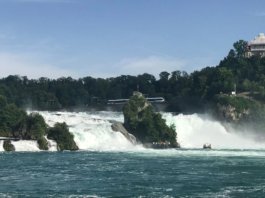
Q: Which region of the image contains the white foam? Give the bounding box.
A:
[37,111,142,151]
[45,136,58,151]
[11,140,40,152]
[0,140,4,151]
[27,111,265,151]
[163,113,265,149]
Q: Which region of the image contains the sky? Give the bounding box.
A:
[0,0,265,79]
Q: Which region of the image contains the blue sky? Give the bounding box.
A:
[0,0,264,79]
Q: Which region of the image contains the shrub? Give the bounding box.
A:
[0,102,27,137]
[37,136,49,150]
[47,122,78,151]
[214,95,259,113]
[123,92,178,147]
[3,140,15,151]
[25,113,47,139]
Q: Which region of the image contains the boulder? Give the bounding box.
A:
[111,121,137,144]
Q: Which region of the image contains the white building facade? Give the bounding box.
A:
[247,33,265,57]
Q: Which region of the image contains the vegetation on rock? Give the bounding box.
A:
[0,95,78,151]
[0,98,49,150]
[25,113,47,139]
[3,140,15,151]
[47,122,78,151]
[213,94,265,134]
[0,97,27,137]
[37,136,49,150]
[123,92,178,148]
[214,94,259,113]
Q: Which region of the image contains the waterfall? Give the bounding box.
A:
[38,111,143,151]
[3,111,264,152]
[163,113,265,149]
[0,140,4,151]
[11,140,40,152]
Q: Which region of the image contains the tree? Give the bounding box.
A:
[123,92,178,147]
[26,113,47,139]
[233,40,248,58]
[227,49,236,58]
[159,71,170,81]
[47,122,78,151]
[137,73,156,96]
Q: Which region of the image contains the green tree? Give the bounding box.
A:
[3,140,15,151]
[26,113,47,139]
[123,93,178,147]
[48,122,78,151]
[233,40,248,58]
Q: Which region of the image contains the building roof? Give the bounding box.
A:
[249,33,265,45]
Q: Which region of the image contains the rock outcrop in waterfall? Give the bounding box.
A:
[111,121,137,145]
[122,92,179,148]
[214,94,257,123]
[212,94,265,134]
[0,95,78,151]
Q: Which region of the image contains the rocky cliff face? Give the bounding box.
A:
[217,104,250,122]
[213,94,258,123]
[111,121,137,145]
[212,94,265,136]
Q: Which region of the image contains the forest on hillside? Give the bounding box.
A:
[1,40,265,112]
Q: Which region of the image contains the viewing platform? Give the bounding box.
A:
[0,137,21,141]
[107,97,165,105]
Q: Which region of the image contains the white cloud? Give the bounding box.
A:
[0,52,77,79]
[116,56,186,77]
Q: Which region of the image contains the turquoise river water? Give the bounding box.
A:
[1,149,265,198]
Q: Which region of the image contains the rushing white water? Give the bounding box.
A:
[11,140,40,152]
[163,113,265,149]
[0,140,4,152]
[0,137,56,152]
[38,111,143,151]
[5,111,264,151]
[45,136,58,151]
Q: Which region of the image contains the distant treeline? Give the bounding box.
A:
[1,40,265,112]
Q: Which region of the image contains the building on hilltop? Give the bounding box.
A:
[246,33,265,57]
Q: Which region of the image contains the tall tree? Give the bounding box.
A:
[233,40,248,58]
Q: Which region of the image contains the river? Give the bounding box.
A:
[1,111,265,197]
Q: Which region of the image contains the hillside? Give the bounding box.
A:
[0,39,265,116]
